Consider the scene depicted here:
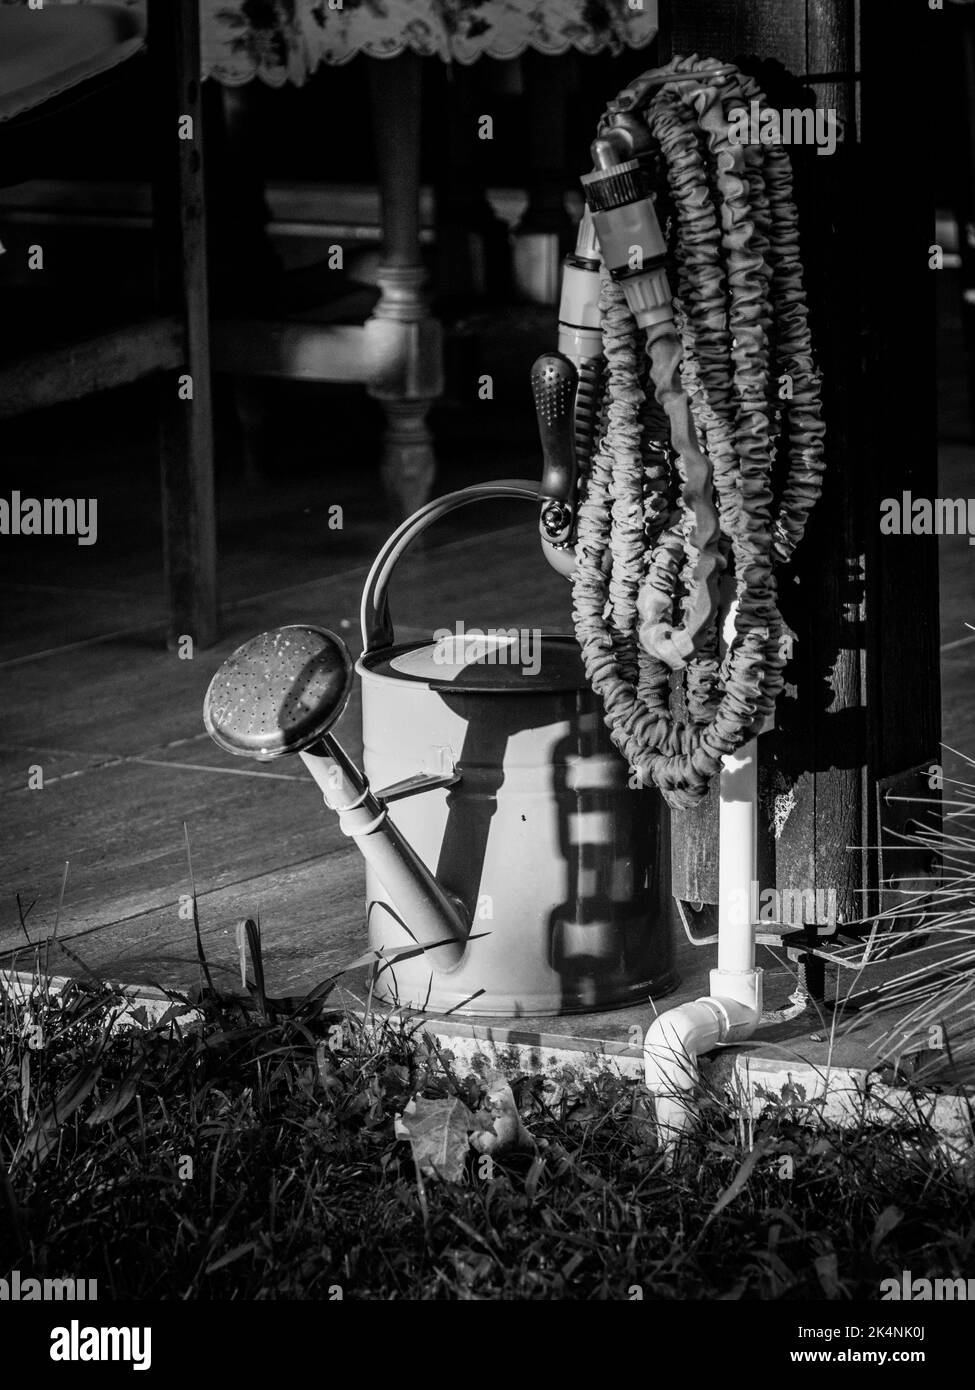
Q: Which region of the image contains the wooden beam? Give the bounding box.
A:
[0,316,182,420]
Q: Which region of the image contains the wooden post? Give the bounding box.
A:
[772,0,865,934]
[663,0,941,945]
[149,0,218,650]
[366,51,443,518]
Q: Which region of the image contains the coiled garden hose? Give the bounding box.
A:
[543,55,826,811]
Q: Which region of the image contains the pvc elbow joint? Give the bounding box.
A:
[644,971,763,1149]
[643,999,726,1096]
[643,979,763,1089]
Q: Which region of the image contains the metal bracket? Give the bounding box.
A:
[677,897,826,953]
[675,898,718,947]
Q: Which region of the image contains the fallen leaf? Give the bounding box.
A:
[469,1069,533,1155]
[395,1096,472,1181]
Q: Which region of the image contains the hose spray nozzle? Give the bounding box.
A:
[532,352,578,549]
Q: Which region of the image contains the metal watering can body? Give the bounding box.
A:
[356,480,676,1016]
[204,480,676,1018]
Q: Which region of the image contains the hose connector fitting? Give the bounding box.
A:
[581,156,673,330]
[558,207,603,367]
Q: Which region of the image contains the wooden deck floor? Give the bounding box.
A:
[0,521,574,992]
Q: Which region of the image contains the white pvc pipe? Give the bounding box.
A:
[644,595,764,1158]
[644,1000,725,1147]
[717,737,758,975]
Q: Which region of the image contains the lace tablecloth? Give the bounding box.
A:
[28,1,658,84]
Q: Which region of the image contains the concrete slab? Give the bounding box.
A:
[4,967,971,1159]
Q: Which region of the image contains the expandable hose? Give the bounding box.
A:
[571,55,826,810]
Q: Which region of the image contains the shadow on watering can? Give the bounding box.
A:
[204,481,677,1018]
[547,721,672,1014]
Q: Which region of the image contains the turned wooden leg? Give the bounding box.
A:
[376,398,436,519]
[367,263,441,517]
[366,52,442,518]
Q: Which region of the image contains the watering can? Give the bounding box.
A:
[203,480,677,1017]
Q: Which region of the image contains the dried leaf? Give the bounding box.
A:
[19,1053,30,1125]
[394,1096,472,1181]
[469,1069,533,1155]
[152,1001,195,1031]
[449,1248,492,1289]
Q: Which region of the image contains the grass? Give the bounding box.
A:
[841,749,975,1086]
[2,952,975,1301]
[4,769,975,1304]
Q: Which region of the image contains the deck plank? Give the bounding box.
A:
[0,525,569,967]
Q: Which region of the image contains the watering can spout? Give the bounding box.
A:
[203,624,469,971]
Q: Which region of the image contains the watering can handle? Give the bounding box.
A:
[359,480,541,653]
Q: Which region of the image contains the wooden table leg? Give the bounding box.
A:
[512,50,575,305]
[432,59,512,302]
[149,0,218,649]
[366,51,442,518]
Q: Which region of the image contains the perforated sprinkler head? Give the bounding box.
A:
[203,625,354,760]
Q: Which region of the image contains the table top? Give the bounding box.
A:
[18,1,658,84]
